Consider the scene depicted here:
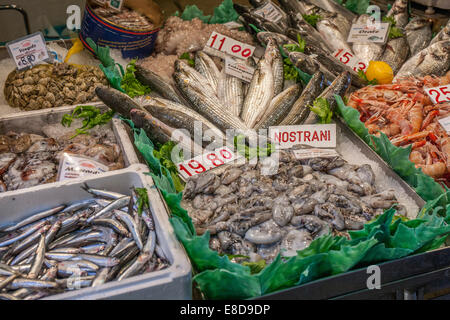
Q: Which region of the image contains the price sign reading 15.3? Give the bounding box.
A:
[333,49,367,73]
[177,146,237,180]
[206,32,256,60]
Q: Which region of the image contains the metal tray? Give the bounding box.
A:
[0,165,192,300]
[0,103,141,193]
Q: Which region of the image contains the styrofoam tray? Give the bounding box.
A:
[0,164,192,300]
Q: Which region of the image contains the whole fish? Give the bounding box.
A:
[240,39,275,128]
[129,108,203,157]
[352,15,385,65]
[405,17,432,56]
[386,0,409,29]
[257,31,296,47]
[1,205,65,232]
[217,70,245,118]
[81,185,126,200]
[316,16,353,55]
[27,235,45,279]
[95,86,144,118]
[254,84,301,129]
[306,0,356,24]
[86,196,131,223]
[395,40,450,80]
[114,210,143,251]
[271,37,285,96]
[287,14,333,53]
[288,51,337,84]
[135,64,185,104]
[280,72,325,125]
[117,252,151,281]
[304,71,351,124]
[174,69,248,131]
[194,51,221,95]
[380,36,410,74]
[430,19,450,46]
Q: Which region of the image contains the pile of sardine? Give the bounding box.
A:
[182,150,405,263]
[239,0,449,79]
[0,186,168,300]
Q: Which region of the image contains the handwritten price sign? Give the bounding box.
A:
[332,49,367,73]
[6,32,50,70]
[177,146,238,180]
[205,32,256,60]
[425,85,450,104]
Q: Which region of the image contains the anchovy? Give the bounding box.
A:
[92,268,110,287]
[82,184,127,200]
[395,40,450,80]
[86,196,131,223]
[279,72,325,125]
[114,210,143,251]
[7,278,58,290]
[1,205,65,232]
[254,84,302,129]
[91,218,130,237]
[0,221,49,250]
[117,252,151,281]
[28,235,46,279]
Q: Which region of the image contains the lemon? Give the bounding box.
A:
[365,61,394,85]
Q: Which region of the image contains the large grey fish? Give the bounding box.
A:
[395,40,450,80]
[173,70,248,131]
[380,36,410,74]
[194,51,221,95]
[287,14,333,53]
[288,51,337,84]
[352,15,386,65]
[386,0,409,29]
[217,70,245,118]
[316,16,353,55]
[280,72,325,125]
[254,84,302,129]
[240,39,275,128]
[430,19,450,46]
[271,39,284,96]
[304,71,351,124]
[95,86,144,118]
[257,31,296,47]
[306,0,357,24]
[130,108,203,157]
[135,64,185,104]
[405,17,432,56]
[139,96,225,140]
[175,60,217,98]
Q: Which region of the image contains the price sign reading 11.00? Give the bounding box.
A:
[177,146,237,180]
[206,32,256,60]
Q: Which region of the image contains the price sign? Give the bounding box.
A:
[425,85,450,104]
[108,0,124,11]
[177,146,238,180]
[253,2,284,23]
[225,57,255,83]
[293,148,339,160]
[332,49,368,73]
[205,32,256,60]
[347,23,389,44]
[6,32,50,70]
[438,115,450,134]
[269,124,337,150]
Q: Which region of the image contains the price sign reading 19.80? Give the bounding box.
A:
[206,32,256,60]
[425,85,450,104]
[177,146,238,180]
[6,32,50,70]
[332,49,367,74]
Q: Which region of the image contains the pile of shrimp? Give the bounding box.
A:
[347,71,450,184]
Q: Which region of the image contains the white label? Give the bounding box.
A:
[108,0,124,11]
[177,146,238,180]
[253,2,283,23]
[438,116,450,134]
[58,154,109,181]
[332,49,368,74]
[425,85,450,104]
[269,124,337,149]
[223,21,243,29]
[6,32,50,70]
[347,23,389,44]
[205,32,256,60]
[225,57,255,83]
[293,148,339,160]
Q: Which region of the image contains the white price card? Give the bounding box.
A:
[293,148,339,160]
[177,146,238,180]
[108,0,124,11]
[347,23,390,44]
[253,2,284,23]
[425,85,450,105]
[6,32,50,70]
[332,49,368,74]
[225,57,255,83]
[438,116,450,134]
[269,124,337,150]
[205,32,256,60]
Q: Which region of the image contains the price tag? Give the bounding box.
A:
[332,49,368,73]
[108,0,124,11]
[347,23,389,44]
[225,57,255,83]
[293,148,339,160]
[269,124,337,150]
[205,32,256,60]
[6,32,50,70]
[177,146,238,180]
[253,2,284,23]
[438,116,450,134]
[425,85,450,105]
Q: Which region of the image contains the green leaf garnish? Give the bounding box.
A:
[61,105,115,139]
[309,97,333,124]
[121,59,151,98]
[358,69,378,85]
[179,52,195,68]
[135,187,150,215]
[302,14,321,28]
[382,16,404,39]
